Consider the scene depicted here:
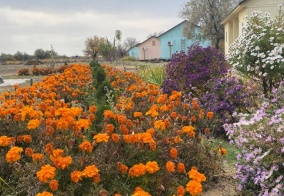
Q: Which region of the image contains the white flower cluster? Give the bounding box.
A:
[227,8,284,79]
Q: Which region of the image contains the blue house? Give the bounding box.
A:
[158,20,211,59]
[127,44,139,59]
[128,20,211,60]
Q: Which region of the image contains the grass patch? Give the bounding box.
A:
[211,138,239,166]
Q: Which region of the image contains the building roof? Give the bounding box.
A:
[157,20,188,38]
[221,0,247,24]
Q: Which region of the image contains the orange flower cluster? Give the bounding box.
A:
[0,63,218,195]
[132,187,152,196]
[6,146,23,163]
[186,167,206,196]
[49,149,72,170]
[93,133,110,143]
[0,136,13,147]
[128,163,146,177]
[181,125,196,137]
[36,164,56,183]
[70,164,100,183]
[79,140,93,153]
[36,191,53,196]
[117,162,129,174]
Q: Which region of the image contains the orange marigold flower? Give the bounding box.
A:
[182,126,195,134]
[133,187,151,196]
[117,162,129,174]
[82,165,100,178]
[145,161,160,174]
[204,128,210,134]
[79,141,93,153]
[52,156,72,170]
[170,148,178,159]
[177,185,186,196]
[134,112,143,118]
[6,146,23,163]
[177,162,186,173]
[207,112,214,120]
[70,170,82,183]
[111,133,120,143]
[45,143,54,154]
[51,149,64,158]
[36,164,56,183]
[186,180,203,196]
[198,109,205,119]
[89,105,97,113]
[0,136,10,147]
[27,119,41,129]
[192,99,199,110]
[106,123,115,133]
[188,167,206,182]
[160,105,168,112]
[128,163,146,178]
[32,153,44,162]
[149,141,156,151]
[88,113,95,121]
[22,135,32,143]
[183,103,190,110]
[170,112,177,118]
[49,179,59,191]
[120,124,129,135]
[25,147,34,157]
[114,194,122,196]
[146,128,155,136]
[166,161,175,172]
[218,148,227,155]
[93,133,109,143]
[103,110,114,119]
[154,120,166,131]
[125,119,133,127]
[36,191,53,196]
[191,116,197,123]
[174,136,182,143]
[93,173,100,183]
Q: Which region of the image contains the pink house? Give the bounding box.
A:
[138,36,160,60]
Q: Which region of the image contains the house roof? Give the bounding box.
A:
[127,43,140,52]
[157,20,188,38]
[138,36,159,46]
[221,0,247,24]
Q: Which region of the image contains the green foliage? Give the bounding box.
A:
[137,63,166,86]
[89,60,100,68]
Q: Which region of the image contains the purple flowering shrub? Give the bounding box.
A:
[162,45,228,95]
[201,76,251,136]
[223,81,284,195]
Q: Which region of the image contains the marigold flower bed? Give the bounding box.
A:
[0,63,225,195]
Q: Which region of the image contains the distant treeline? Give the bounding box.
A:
[0,49,82,63]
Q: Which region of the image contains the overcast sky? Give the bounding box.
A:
[0,0,187,56]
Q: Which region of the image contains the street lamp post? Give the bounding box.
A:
[168,41,173,59]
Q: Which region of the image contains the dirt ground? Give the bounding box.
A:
[0,62,240,196]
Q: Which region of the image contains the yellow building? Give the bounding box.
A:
[221,0,283,55]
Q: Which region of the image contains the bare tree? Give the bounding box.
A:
[146,31,164,39]
[83,36,105,60]
[179,0,238,49]
[123,37,139,50]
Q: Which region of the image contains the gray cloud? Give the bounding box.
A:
[0,0,187,56]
